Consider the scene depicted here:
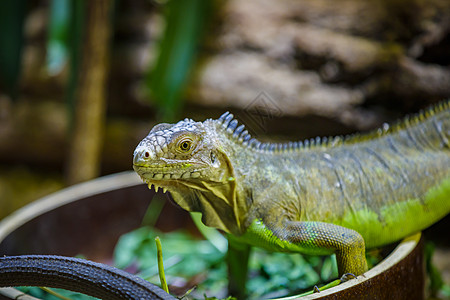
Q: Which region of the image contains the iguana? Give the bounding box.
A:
[133,101,450,295]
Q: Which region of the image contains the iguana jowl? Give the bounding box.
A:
[133,102,450,279]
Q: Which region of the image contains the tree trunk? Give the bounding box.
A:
[66,0,113,185]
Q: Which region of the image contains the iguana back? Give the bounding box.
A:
[242,103,450,249]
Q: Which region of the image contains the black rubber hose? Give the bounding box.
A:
[0,255,176,300]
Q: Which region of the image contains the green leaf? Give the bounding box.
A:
[47,0,71,75]
[0,0,27,100]
[114,226,157,269]
[192,212,228,253]
[141,193,166,227]
[66,0,85,123]
[114,226,225,279]
[146,0,213,121]
[17,286,96,300]
[425,241,444,296]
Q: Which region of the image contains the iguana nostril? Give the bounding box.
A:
[133,146,154,165]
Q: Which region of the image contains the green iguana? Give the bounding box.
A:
[133,101,450,294]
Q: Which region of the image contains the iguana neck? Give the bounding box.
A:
[167,169,244,235]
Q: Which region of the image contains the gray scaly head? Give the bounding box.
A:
[133,114,245,233]
[133,118,227,189]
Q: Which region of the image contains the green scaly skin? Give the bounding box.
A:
[133,101,450,284]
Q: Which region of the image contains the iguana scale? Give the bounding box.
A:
[133,101,450,288]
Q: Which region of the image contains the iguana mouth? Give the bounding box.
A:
[133,165,205,180]
[133,164,212,194]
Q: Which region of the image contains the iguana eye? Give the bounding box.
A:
[178,139,192,152]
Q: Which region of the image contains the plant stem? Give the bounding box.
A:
[155,236,169,294]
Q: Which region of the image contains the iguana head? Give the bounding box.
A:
[133,117,232,188]
[133,114,245,233]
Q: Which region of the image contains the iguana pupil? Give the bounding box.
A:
[180,141,191,151]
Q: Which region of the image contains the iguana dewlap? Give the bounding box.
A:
[133,101,450,277]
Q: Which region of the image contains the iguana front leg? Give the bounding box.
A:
[281,220,368,277]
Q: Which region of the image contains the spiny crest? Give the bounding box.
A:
[216,111,338,152]
[342,100,450,145]
[215,100,449,152]
[217,111,251,141]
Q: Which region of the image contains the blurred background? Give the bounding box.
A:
[0,0,449,283]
